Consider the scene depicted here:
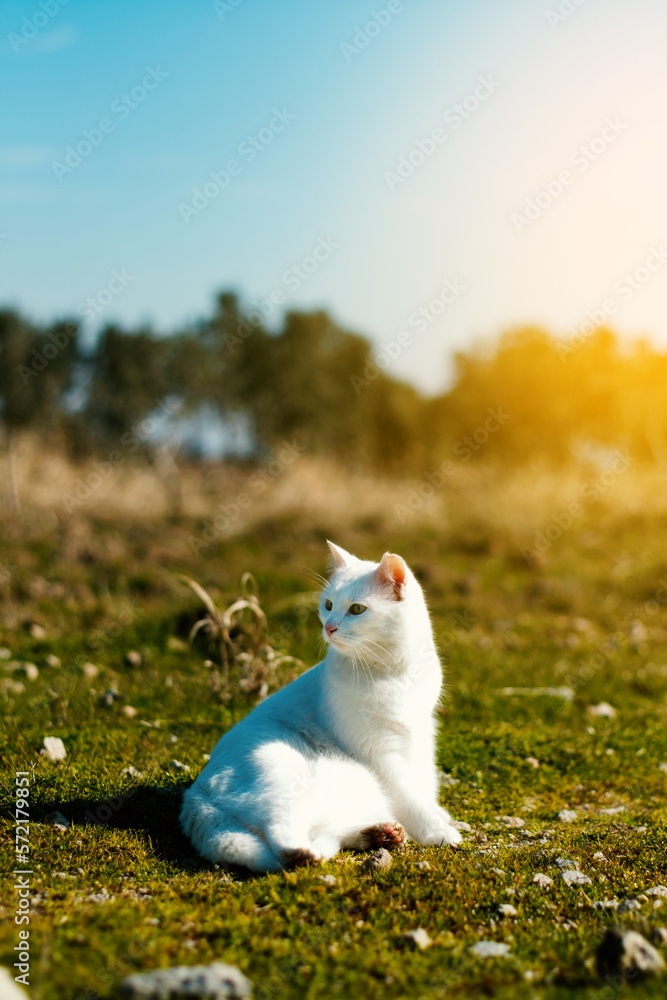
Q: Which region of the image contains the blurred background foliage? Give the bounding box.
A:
[2,294,666,477]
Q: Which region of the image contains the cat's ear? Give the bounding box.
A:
[327,540,353,571]
[375,552,407,600]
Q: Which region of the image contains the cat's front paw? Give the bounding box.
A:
[419,823,462,848]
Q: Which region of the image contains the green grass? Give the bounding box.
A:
[1,497,667,999]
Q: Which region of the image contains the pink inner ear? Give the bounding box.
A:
[377,553,407,595]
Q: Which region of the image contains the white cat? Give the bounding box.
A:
[180,541,461,871]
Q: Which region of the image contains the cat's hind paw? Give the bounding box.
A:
[278,847,322,870]
[358,822,407,851]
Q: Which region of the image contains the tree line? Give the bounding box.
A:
[2,294,667,475]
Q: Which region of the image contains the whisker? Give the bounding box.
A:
[302,567,330,589]
[361,637,398,667]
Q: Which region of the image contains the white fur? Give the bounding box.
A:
[180,542,461,871]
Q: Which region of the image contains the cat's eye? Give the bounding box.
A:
[349,603,367,615]
[324,599,332,611]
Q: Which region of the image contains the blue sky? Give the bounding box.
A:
[2,0,667,393]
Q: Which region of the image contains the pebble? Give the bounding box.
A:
[588,702,617,719]
[659,762,667,773]
[562,869,592,886]
[558,809,578,823]
[82,662,99,678]
[438,771,459,788]
[167,636,188,652]
[500,685,573,699]
[532,873,553,888]
[125,651,142,667]
[416,861,431,871]
[500,816,525,828]
[618,898,642,913]
[554,858,577,870]
[470,941,511,958]
[396,927,432,950]
[6,661,39,680]
[120,964,252,999]
[452,821,472,832]
[646,886,667,898]
[525,757,540,768]
[46,654,61,668]
[122,705,138,719]
[363,848,393,872]
[41,736,67,761]
[46,811,70,830]
[168,760,190,774]
[317,874,337,886]
[498,904,517,918]
[0,647,11,659]
[596,929,665,977]
[121,766,143,779]
[592,899,619,910]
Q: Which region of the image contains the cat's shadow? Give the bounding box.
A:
[37,783,261,881]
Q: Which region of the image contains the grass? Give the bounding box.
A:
[1,459,667,999]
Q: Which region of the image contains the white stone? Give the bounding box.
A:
[471,941,511,958]
[168,760,190,773]
[120,963,252,999]
[588,702,617,719]
[397,927,432,950]
[562,869,592,886]
[500,816,525,828]
[41,736,66,761]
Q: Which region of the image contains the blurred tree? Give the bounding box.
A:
[0,310,80,510]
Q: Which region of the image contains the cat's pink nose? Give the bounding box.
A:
[325,623,338,637]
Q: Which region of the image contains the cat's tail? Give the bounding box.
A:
[180,790,282,873]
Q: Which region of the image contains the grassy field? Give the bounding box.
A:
[1,456,667,1000]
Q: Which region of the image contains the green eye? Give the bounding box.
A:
[349,603,367,616]
[324,599,332,611]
